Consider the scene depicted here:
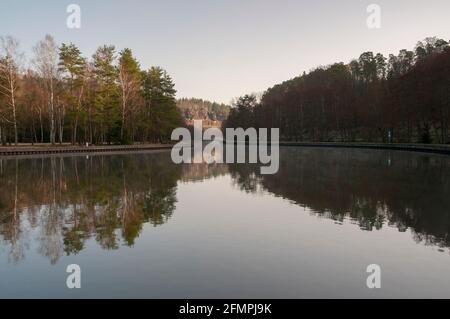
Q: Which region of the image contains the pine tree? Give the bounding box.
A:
[92,45,120,144]
[141,67,182,142]
[118,48,141,142]
[59,43,86,144]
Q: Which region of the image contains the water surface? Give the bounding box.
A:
[1,147,450,298]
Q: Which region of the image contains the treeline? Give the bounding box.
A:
[0,35,183,145]
[177,98,230,122]
[224,37,450,144]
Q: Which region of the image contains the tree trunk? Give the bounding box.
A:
[10,73,18,145]
[50,79,55,145]
[121,92,126,141]
[39,109,44,143]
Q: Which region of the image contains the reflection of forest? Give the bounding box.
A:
[0,152,227,264]
[2,148,450,264]
[228,148,450,249]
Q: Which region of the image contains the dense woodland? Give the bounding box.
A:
[0,35,183,145]
[2,35,450,146]
[177,98,230,122]
[224,37,450,144]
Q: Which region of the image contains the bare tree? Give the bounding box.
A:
[33,35,59,144]
[0,36,23,145]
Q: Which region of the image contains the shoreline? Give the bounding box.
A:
[1,142,450,157]
[279,142,450,155]
[0,144,173,156]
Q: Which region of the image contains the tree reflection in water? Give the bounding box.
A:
[1,147,450,264]
[0,152,186,264]
[228,147,450,250]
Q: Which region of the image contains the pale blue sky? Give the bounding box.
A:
[1,0,449,103]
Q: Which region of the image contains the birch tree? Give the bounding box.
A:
[0,36,23,145]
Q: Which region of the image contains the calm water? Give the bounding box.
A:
[1,147,450,298]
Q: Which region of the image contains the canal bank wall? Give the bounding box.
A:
[279,142,450,155]
[0,144,173,156]
[1,142,450,157]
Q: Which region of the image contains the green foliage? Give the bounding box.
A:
[93,45,121,143]
[0,35,186,145]
[59,43,85,80]
[140,66,183,142]
[58,43,86,143]
[117,48,141,140]
[118,48,140,76]
[223,94,257,129]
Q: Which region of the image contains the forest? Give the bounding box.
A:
[0,35,183,145]
[3,35,450,146]
[224,37,450,144]
[177,98,230,122]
